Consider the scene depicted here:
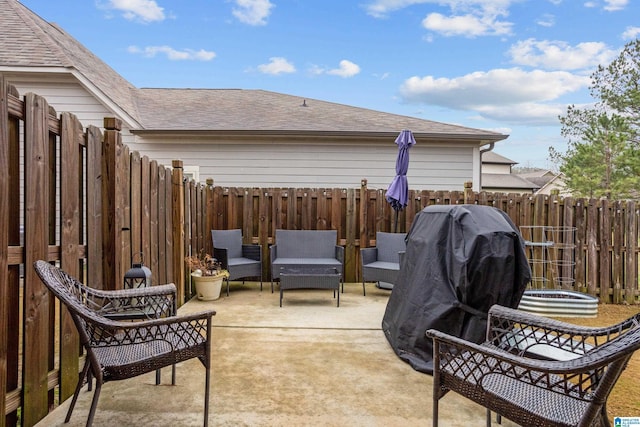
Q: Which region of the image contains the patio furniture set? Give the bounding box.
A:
[31,227,640,427]
[213,228,407,306]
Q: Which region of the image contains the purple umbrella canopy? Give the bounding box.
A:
[386,130,416,212]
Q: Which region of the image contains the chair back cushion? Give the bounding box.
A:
[275,230,337,258]
[212,229,243,258]
[376,232,407,263]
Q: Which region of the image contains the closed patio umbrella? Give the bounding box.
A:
[386,130,416,232]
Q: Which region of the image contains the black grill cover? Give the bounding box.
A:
[382,204,531,374]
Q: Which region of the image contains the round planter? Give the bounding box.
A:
[191,273,225,301]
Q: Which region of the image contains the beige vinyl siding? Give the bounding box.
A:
[127,139,474,191]
[8,76,136,145]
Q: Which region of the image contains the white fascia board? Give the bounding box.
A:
[69,69,142,129]
[1,66,142,129]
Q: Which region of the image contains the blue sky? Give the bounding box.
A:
[20,0,640,169]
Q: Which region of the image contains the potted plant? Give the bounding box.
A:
[185,251,229,300]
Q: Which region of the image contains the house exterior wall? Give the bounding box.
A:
[5,74,137,145]
[5,74,481,191]
[482,163,511,174]
[128,138,477,191]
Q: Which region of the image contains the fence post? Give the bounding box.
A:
[464,181,473,203]
[359,179,368,249]
[172,160,186,305]
[102,117,125,290]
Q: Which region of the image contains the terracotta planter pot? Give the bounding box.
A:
[191,273,225,301]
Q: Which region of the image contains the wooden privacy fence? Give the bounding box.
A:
[2,81,639,426]
[192,180,640,305]
[0,81,191,426]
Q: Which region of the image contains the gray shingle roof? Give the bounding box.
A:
[482,151,516,164]
[1,0,508,142]
[135,88,506,137]
[482,173,539,190]
[0,0,140,122]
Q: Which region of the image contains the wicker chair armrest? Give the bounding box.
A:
[242,244,262,261]
[86,283,176,298]
[427,328,625,398]
[88,310,216,348]
[89,284,177,318]
[487,305,639,353]
[270,244,277,260]
[361,247,378,265]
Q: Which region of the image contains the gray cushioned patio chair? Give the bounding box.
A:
[212,229,263,294]
[361,231,406,295]
[427,304,640,427]
[34,260,215,427]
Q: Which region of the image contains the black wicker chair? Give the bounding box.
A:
[427,304,640,427]
[212,229,263,294]
[34,260,216,427]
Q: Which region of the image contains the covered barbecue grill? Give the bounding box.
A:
[382,204,531,374]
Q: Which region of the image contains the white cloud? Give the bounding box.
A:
[622,26,640,40]
[257,57,296,75]
[422,12,512,37]
[535,14,555,27]
[398,68,590,125]
[127,45,216,61]
[363,0,430,18]
[310,60,361,78]
[603,0,628,11]
[107,0,165,23]
[327,60,361,78]
[364,1,516,37]
[232,0,274,26]
[508,39,618,70]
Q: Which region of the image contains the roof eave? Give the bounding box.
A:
[131,128,508,144]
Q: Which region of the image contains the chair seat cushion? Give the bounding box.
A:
[228,257,260,267]
[273,258,341,267]
[363,261,399,271]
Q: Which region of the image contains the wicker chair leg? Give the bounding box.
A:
[204,364,210,427]
[86,380,102,427]
[66,358,91,423]
[486,409,491,427]
[362,280,366,296]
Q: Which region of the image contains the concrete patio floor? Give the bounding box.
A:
[37,281,516,427]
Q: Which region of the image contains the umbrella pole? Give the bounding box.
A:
[394,211,399,233]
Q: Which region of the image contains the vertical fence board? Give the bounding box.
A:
[625,201,638,304]
[59,113,82,402]
[164,166,174,285]
[600,200,612,300]
[150,160,159,284]
[586,199,599,298]
[345,188,357,283]
[171,161,185,304]
[0,75,10,426]
[86,125,103,288]
[23,92,51,426]
[130,151,142,269]
[140,156,151,275]
[102,125,123,290]
[5,86,21,425]
[612,200,623,303]
[574,199,587,292]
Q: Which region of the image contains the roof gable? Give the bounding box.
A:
[0,0,140,123]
